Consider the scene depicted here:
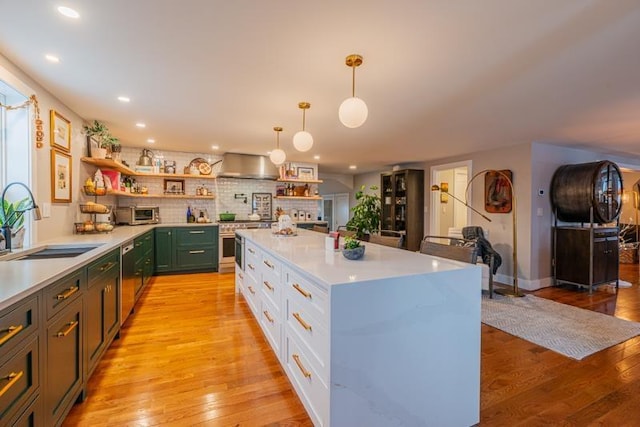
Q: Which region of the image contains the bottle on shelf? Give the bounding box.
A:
[187,206,192,223]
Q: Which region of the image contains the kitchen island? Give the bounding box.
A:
[236,228,481,427]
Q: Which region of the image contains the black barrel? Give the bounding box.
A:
[550,160,623,224]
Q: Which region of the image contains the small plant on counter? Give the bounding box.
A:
[347,185,381,239]
[343,236,361,250]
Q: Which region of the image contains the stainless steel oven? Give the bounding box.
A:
[219,231,236,272]
[235,234,244,271]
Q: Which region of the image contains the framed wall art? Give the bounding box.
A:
[50,110,71,152]
[164,179,185,194]
[252,192,272,220]
[485,169,512,213]
[297,166,314,180]
[51,149,72,203]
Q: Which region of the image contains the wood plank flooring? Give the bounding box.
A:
[64,265,640,426]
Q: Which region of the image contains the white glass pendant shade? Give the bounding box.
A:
[270,148,286,165]
[293,130,313,152]
[339,97,368,128]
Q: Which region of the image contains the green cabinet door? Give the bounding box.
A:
[154,227,174,272]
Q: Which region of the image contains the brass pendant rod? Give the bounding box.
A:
[351,65,356,98]
[302,108,306,131]
[273,126,282,149]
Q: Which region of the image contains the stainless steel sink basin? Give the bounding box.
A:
[1,244,102,261]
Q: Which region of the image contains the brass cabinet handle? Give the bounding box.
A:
[263,260,274,269]
[263,281,274,291]
[263,310,274,323]
[292,283,311,299]
[100,261,116,272]
[56,286,79,301]
[0,371,24,398]
[189,250,205,254]
[56,320,79,338]
[189,230,205,234]
[292,354,311,378]
[239,272,244,280]
[248,263,255,271]
[135,242,143,247]
[248,286,256,295]
[293,312,312,331]
[248,248,255,254]
[0,325,24,347]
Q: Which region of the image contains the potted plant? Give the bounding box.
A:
[346,185,381,240]
[0,197,30,249]
[83,120,116,159]
[342,236,365,260]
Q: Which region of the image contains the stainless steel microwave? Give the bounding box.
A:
[115,206,160,225]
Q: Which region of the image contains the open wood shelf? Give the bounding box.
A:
[276,178,323,184]
[274,195,322,200]
[81,157,216,179]
[107,190,215,199]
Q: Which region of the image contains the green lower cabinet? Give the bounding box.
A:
[154,226,218,274]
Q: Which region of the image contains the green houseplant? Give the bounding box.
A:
[83,120,120,158]
[347,185,381,240]
[342,236,365,260]
[0,197,30,248]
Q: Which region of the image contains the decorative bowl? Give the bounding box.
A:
[342,245,365,260]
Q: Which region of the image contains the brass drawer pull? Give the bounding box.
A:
[189,250,205,254]
[100,261,116,272]
[0,371,24,398]
[263,281,274,291]
[263,260,274,269]
[56,286,79,301]
[292,354,311,378]
[0,325,24,347]
[292,283,311,299]
[189,230,206,234]
[264,310,274,323]
[248,248,255,254]
[248,286,256,295]
[248,263,255,271]
[56,320,79,338]
[239,272,244,280]
[293,312,312,331]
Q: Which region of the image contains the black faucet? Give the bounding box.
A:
[1,182,42,251]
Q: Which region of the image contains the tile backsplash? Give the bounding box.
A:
[108,147,321,223]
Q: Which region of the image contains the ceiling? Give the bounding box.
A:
[1,0,640,174]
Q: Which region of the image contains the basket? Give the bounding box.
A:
[620,243,639,264]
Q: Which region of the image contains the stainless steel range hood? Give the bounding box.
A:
[216,153,279,180]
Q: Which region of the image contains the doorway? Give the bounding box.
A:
[322,193,349,231]
[430,161,472,236]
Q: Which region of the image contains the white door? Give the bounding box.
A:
[322,193,350,231]
[430,161,472,237]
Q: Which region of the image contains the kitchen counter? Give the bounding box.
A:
[0,223,219,311]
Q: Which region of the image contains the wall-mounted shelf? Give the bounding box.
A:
[274,195,322,200]
[277,178,323,184]
[81,157,216,179]
[107,190,215,199]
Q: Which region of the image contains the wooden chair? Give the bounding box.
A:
[419,235,478,264]
[336,225,357,238]
[369,230,405,248]
[312,224,329,233]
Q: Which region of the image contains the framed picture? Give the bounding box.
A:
[252,192,273,220]
[51,149,72,203]
[164,178,185,194]
[297,167,314,180]
[50,110,71,152]
[485,169,512,213]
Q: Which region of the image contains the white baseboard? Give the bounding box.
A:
[494,274,554,291]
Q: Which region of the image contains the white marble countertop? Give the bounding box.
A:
[237,228,479,289]
[0,223,219,311]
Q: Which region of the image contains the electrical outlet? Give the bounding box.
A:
[537,207,543,216]
[41,202,51,218]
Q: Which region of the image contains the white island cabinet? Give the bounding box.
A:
[235,228,481,427]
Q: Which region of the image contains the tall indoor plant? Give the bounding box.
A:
[347,185,381,240]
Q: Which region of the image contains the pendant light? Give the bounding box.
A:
[293,102,313,152]
[339,54,368,128]
[269,126,286,165]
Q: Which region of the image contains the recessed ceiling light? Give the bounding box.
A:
[313,155,320,160]
[57,6,80,19]
[147,138,155,143]
[211,145,219,150]
[117,96,130,103]
[45,54,60,63]
[349,165,357,170]
[135,122,146,128]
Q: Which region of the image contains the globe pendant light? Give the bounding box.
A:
[269,126,286,165]
[293,102,313,152]
[339,54,368,128]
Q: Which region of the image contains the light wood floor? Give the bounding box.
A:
[64,265,640,426]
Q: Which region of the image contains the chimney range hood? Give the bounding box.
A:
[216,153,279,180]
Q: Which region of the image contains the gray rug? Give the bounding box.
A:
[482,294,640,360]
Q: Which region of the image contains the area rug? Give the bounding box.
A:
[481,294,640,360]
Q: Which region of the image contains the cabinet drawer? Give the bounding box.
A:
[260,298,281,356]
[285,334,328,427]
[45,269,84,320]
[175,247,215,270]
[243,274,260,317]
[87,249,120,288]
[0,295,38,358]
[261,268,282,313]
[260,252,282,280]
[0,335,39,422]
[245,241,260,266]
[7,394,40,427]
[174,227,215,247]
[287,297,329,377]
[286,269,328,323]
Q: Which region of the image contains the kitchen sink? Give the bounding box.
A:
[1,244,102,261]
